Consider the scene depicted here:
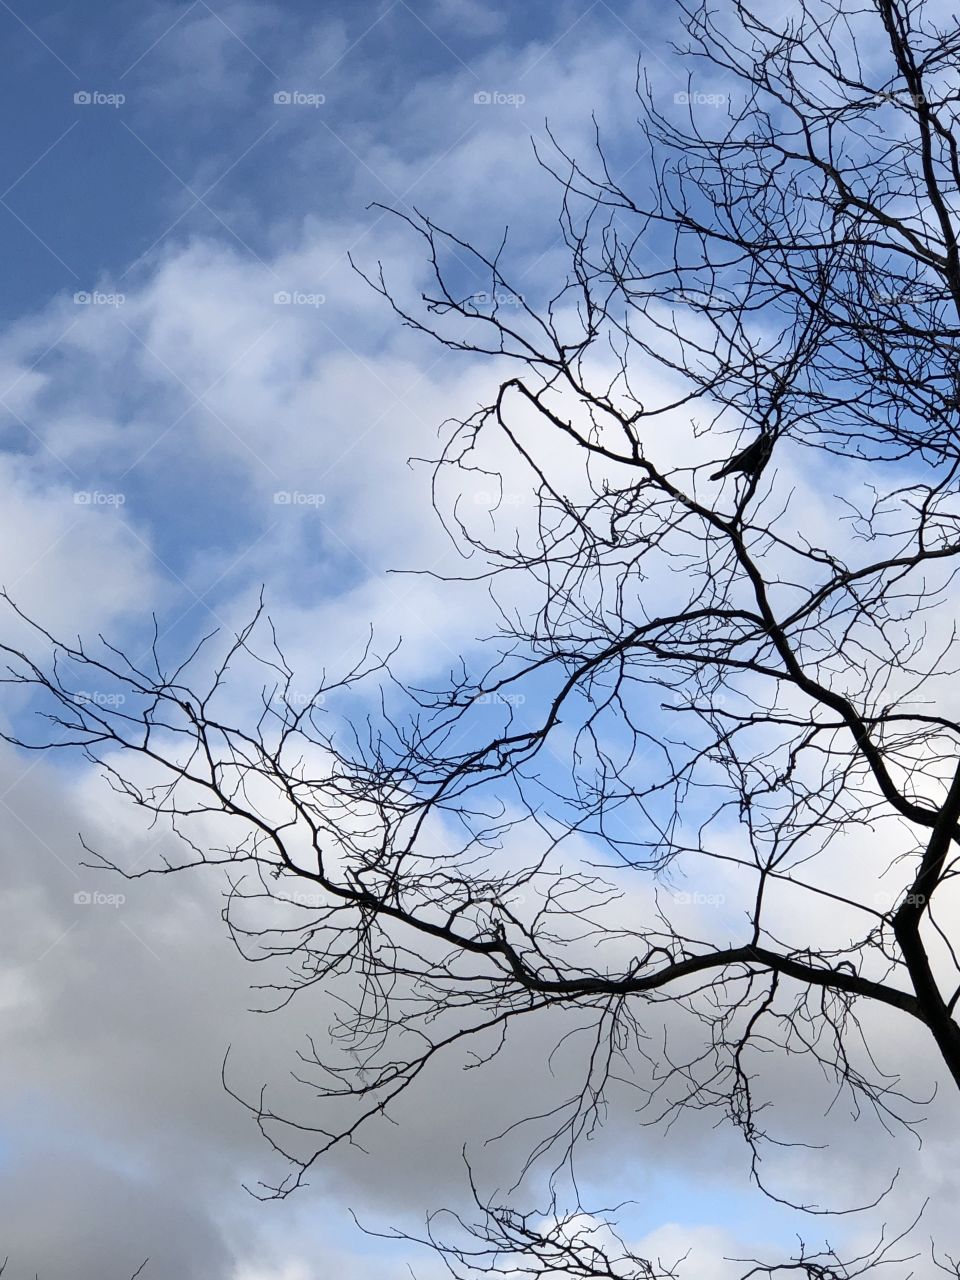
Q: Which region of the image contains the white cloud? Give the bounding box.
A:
[4,2,959,1278]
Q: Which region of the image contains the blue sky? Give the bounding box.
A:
[0,0,650,319]
[1,2,956,1278]
[0,0,674,615]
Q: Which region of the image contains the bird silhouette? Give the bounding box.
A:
[710,432,774,482]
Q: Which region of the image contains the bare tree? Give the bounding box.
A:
[5,0,960,1274]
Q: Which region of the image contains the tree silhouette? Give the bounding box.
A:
[6,0,960,1275]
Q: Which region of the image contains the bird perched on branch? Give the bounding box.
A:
[710,431,774,482]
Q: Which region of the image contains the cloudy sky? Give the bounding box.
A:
[1,1,958,1277]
